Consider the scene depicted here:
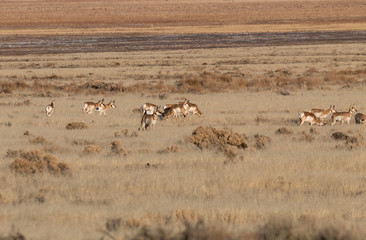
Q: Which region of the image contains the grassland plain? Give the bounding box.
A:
[1,42,366,239]
[1,0,366,239]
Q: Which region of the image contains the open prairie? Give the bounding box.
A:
[1,0,366,239]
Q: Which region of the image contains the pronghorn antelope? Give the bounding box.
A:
[311,105,336,120]
[141,103,159,115]
[355,113,366,124]
[139,110,162,130]
[331,105,357,125]
[95,100,116,115]
[45,100,55,117]
[298,111,324,126]
[186,100,202,117]
[82,99,104,114]
[163,102,189,119]
[163,99,189,111]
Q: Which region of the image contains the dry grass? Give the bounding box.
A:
[9,150,70,175]
[110,141,128,156]
[332,131,365,150]
[190,126,248,159]
[1,0,366,36]
[1,88,366,239]
[66,122,88,130]
[158,145,181,154]
[252,134,271,150]
[2,66,366,96]
[83,145,103,155]
[275,127,293,135]
[1,38,366,239]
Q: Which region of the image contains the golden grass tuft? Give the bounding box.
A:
[9,150,70,175]
[110,141,127,156]
[29,135,48,145]
[331,131,364,150]
[174,209,199,222]
[345,134,364,150]
[66,122,89,130]
[83,145,103,155]
[190,126,247,158]
[158,145,181,154]
[253,134,271,149]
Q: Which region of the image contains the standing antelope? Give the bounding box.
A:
[311,105,336,120]
[163,99,189,111]
[141,103,158,115]
[186,100,202,117]
[163,102,189,119]
[331,105,357,125]
[298,111,324,126]
[95,100,116,116]
[45,100,55,117]
[139,110,162,130]
[355,113,366,124]
[82,99,104,114]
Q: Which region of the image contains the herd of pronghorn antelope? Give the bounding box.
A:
[139,99,202,130]
[44,98,203,130]
[299,104,366,126]
[45,99,366,129]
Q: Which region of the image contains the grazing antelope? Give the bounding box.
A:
[186,100,202,117]
[141,103,158,115]
[45,100,55,117]
[355,113,366,124]
[95,100,116,116]
[298,111,324,126]
[311,105,336,120]
[139,110,162,130]
[331,105,357,125]
[82,99,104,114]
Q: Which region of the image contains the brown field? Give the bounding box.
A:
[1,1,366,239]
[2,0,366,35]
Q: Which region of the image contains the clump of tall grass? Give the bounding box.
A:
[190,126,247,158]
[331,131,364,150]
[110,141,127,156]
[9,149,70,175]
[83,144,103,155]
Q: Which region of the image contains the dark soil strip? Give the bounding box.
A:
[1,31,366,55]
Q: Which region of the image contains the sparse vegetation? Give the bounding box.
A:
[190,126,248,158]
[110,141,127,156]
[66,122,88,130]
[83,145,103,155]
[9,150,70,175]
[1,1,366,238]
[275,127,293,135]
